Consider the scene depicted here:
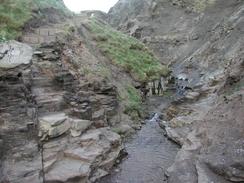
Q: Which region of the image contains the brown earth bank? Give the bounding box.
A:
[0,0,243,183]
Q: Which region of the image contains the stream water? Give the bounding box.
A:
[99,97,179,183]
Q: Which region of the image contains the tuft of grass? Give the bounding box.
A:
[0,0,70,42]
[119,85,142,120]
[85,18,170,82]
[187,0,216,12]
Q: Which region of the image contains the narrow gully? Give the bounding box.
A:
[99,97,180,183]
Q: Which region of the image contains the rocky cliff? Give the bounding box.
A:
[0,0,243,183]
[108,0,244,182]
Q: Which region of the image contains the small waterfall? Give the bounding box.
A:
[149,113,160,122]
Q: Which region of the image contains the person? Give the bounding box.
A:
[141,82,149,101]
[152,81,156,95]
[157,80,162,95]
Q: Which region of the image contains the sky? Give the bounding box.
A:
[63,0,119,13]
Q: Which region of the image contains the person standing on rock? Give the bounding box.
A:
[141,82,149,101]
[157,79,162,95]
[152,81,156,95]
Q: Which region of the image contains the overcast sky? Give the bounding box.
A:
[63,0,118,13]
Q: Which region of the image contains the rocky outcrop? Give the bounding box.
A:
[108,0,244,182]
[43,127,122,183]
[108,0,243,73]
[0,41,32,68]
[0,41,41,183]
[0,39,123,183]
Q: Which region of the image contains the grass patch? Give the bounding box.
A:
[85,18,169,82]
[0,0,70,42]
[0,0,32,41]
[119,85,142,120]
[33,0,68,12]
[192,0,216,12]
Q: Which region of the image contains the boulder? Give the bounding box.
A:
[39,113,70,140]
[70,119,93,137]
[0,41,32,69]
[45,158,91,183]
[165,127,184,146]
[44,128,122,183]
[112,124,135,136]
[92,109,106,121]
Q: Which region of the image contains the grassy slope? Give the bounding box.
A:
[86,18,169,82]
[84,18,170,117]
[0,0,69,41]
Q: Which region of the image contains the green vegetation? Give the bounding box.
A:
[0,0,70,41]
[192,0,216,12]
[33,0,69,12]
[119,85,142,120]
[86,18,169,82]
[0,0,32,41]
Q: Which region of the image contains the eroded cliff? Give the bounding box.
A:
[108,0,244,182]
[0,1,170,182]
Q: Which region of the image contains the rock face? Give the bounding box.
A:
[1,1,243,183]
[108,0,243,78]
[108,0,244,182]
[0,39,123,183]
[44,128,122,183]
[0,41,32,68]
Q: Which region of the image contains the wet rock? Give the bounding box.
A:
[131,123,142,130]
[0,41,32,69]
[112,124,135,136]
[90,168,108,182]
[158,120,168,129]
[44,128,122,183]
[165,127,184,146]
[45,158,91,183]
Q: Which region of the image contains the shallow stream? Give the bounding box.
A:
[99,97,179,183]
